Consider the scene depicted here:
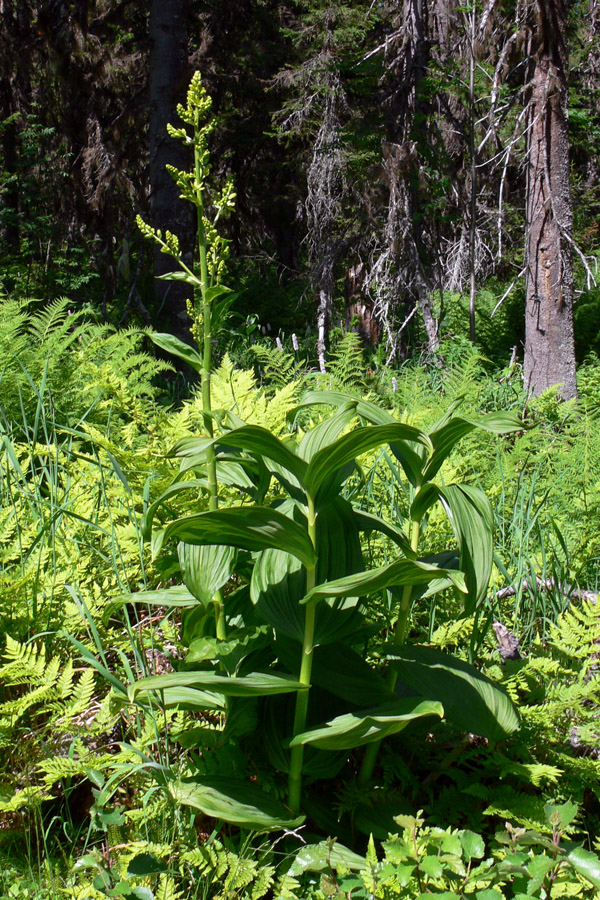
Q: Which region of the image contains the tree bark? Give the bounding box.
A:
[524,0,577,400]
[148,0,194,340]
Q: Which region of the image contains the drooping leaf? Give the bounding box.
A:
[425,411,523,481]
[214,426,307,484]
[141,478,208,538]
[129,669,305,700]
[153,686,225,710]
[289,698,443,750]
[298,402,358,461]
[145,331,202,372]
[304,425,431,497]
[303,559,466,605]
[178,542,236,606]
[288,840,366,875]
[107,585,199,618]
[169,776,304,830]
[296,391,396,426]
[157,269,200,287]
[438,484,494,613]
[386,645,520,741]
[164,506,317,569]
[353,508,414,557]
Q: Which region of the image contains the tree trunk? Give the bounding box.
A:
[524,0,577,400]
[148,0,193,340]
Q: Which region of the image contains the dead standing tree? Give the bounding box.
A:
[523,0,577,399]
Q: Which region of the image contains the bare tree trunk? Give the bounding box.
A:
[148,0,194,341]
[524,0,577,400]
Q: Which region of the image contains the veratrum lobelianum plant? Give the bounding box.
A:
[125,395,523,831]
[122,71,523,832]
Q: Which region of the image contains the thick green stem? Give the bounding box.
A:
[358,500,422,788]
[194,134,225,641]
[288,498,318,815]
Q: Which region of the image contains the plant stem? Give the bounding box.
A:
[288,497,318,815]
[358,504,422,787]
[195,132,226,641]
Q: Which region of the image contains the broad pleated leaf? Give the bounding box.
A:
[170,776,304,830]
[153,686,225,710]
[164,506,317,568]
[178,542,236,606]
[146,331,202,372]
[386,645,520,741]
[129,669,305,700]
[297,391,396,426]
[142,479,208,539]
[353,509,414,557]
[282,640,393,707]
[298,402,357,461]
[438,483,494,612]
[214,426,307,483]
[303,559,466,605]
[305,425,431,497]
[289,698,443,750]
[108,585,199,615]
[425,412,523,481]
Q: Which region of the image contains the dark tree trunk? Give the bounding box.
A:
[524,0,577,400]
[148,0,194,340]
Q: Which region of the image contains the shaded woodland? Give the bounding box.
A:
[2,0,600,395]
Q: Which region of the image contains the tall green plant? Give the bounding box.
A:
[125,386,522,829]
[136,71,237,640]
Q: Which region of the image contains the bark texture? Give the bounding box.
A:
[524,0,577,400]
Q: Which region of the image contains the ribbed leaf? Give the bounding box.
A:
[178,542,236,606]
[353,509,414,557]
[142,479,208,538]
[108,585,199,614]
[303,559,466,605]
[164,506,317,568]
[305,425,431,497]
[386,645,520,741]
[298,402,357,461]
[425,411,523,481]
[170,776,304,830]
[438,484,494,612]
[154,687,225,710]
[129,669,305,700]
[146,331,202,372]
[214,426,307,483]
[297,391,396,426]
[289,698,443,750]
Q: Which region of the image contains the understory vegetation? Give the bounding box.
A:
[3,72,600,900]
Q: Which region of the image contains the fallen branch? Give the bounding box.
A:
[495,576,599,604]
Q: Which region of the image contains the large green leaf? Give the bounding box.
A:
[129,669,306,700]
[297,391,396,426]
[306,642,393,707]
[439,484,493,612]
[298,402,358,461]
[214,426,307,484]
[304,425,431,497]
[141,479,208,539]
[146,331,202,372]
[169,776,304,831]
[564,844,600,889]
[289,698,443,750]
[353,508,414,557]
[386,645,520,741]
[425,412,523,481]
[107,585,199,616]
[164,506,317,568]
[251,498,365,643]
[303,558,466,605]
[178,542,236,606]
[411,483,493,611]
[152,686,225,710]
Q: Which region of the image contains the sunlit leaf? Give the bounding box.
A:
[164,506,317,568]
[130,669,305,699]
[145,331,202,372]
[178,542,236,605]
[386,645,520,741]
[289,698,443,750]
[170,776,304,830]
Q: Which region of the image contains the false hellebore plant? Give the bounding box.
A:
[125,72,522,834]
